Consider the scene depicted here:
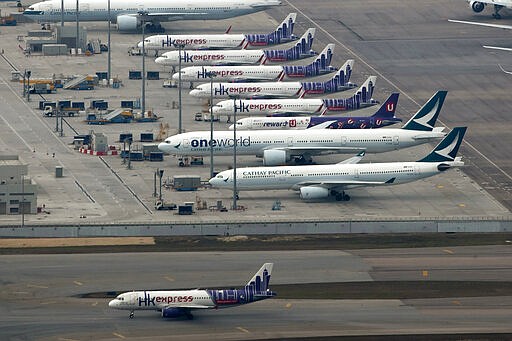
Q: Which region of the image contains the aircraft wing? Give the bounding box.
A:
[128,12,209,21]
[164,304,212,310]
[291,178,395,191]
[484,45,512,52]
[279,146,366,156]
[448,19,512,30]
[337,151,365,164]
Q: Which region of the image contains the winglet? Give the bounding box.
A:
[246,263,273,292]
[418,127,467,163]
[371,93,399,118]
[402,90,447,131]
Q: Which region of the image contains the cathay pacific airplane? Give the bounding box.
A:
[189,59,355,99]
[109,263,275,319]
[136,12,295,50]
[154,28,316,67]
[24,0,283,32]
[158,91,447,166]
[172,44,336,84]
[229,93,401,130]
[211,75,377,117]
[209,127,466,201]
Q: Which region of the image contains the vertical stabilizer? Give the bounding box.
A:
[402,90,447,131]
[289,28,316,56]
[371,93,399,118]
[246,263,273,292]
[418,127,467,163]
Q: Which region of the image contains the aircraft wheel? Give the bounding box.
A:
[344,194,351,201]
[179,161,185,167]
[186,313,194,320]
[493,13,502,19]
[129,312,134,319]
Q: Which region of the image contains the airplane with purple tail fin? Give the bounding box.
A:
[109,263,275,320]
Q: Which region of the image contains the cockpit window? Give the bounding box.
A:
[217,175,223,179]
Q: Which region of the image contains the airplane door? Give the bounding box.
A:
[341,136,347,146]
[184,139,190,147]
[393,136,399,145]
[353,168,359,178]
[287,137,293,146]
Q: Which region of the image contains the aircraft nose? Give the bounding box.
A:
[172,73,179,80]
[189,89,200,97]
[228,124,234,130]
[108,299,117,308]
[158,142,168,153]
[155,57,165,64]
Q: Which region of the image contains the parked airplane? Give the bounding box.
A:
[136,13,295,50]
[209,127,466,201]
[211,75,377,117]
[464,0,512,18]
[158,91,447,166]
[154,28,316,67]
[24,0,283,32]
[109,263,275,319]
[189,59,356,99]
[172,44,336,84]
[229,93,401,130]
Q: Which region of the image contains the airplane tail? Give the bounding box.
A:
[245,263,273,292]
[267,13,297,43]
[286,28,316,57]
[371,93,399,118]
[308,43,334,69]
[355,75,377,104]
[418,127,467,163]
[402,90,447,131]
[323,59,356,92]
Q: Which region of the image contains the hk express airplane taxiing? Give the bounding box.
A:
[109,263,275,319]
[189,59,356,99]
[24,0,283,32]
[229,93,401,130]
[172,43,336,84]
[137,12,296,49]
[158,91,448,166]
[154,28,316,67]
[209,127,467,202]
[211,75,377,117]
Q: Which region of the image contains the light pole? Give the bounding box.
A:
[20,172,25,228]
[206,71,217,179]
[140,12,147,115]
[26,70,31,102]
[173,43,185,133]
[107,0,111,86]
[60,0,64,27]
[229,95,240,210]
[158,169,164,202]
[75,0,79,53]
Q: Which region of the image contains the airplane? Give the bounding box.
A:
[172,44,336,84]
[211,75,377,117]
[23,0,283,32]
[229,93,401,130]
[136,13,295,50]
[154,28,316,67]
[109,263,275,319]
[209,127,467,201]
[189,59,356,99]
[465,0,512,19]
[158,90,447,166]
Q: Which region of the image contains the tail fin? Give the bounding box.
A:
[418,127,467,163]
[307,43,335,70]
[371,93,399,118]
[288,28,316,56]
[246,263,273,292]
[323,59,355,91]
[402,90,447,131]
[271,13,297,42]
[355,75,377,103]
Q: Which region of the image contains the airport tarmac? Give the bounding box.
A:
[1,247,511,340]
[0,0,511,226]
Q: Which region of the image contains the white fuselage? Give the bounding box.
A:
[158,129,446,158]
[190,81,304,99]
[24,0,280,23]
[230,117,312,130]
[174,65,286,82]
[155,50,266,67]
[213,98,324,116]
[209,161,455,191]
[140,34,247,50]
[109,290,215,311]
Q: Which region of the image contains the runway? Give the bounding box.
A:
[1,247,511,340]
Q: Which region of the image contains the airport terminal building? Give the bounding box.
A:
[0,155,37,215]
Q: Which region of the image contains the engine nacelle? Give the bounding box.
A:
[299,186,329,200]
[470,1,485,13]
[117,15,139,31]
[161,307,184,318]
[263,149,289,166]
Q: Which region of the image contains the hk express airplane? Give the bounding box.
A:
[172,43,336,83]
[158,91,448,166]
[24,0,283,32]
[189,59,356,99]
[211,75,377,116]
[138,12,296,49]
[109,263,275,319]
[154,28,316,67]
[229,93,401,130]
[209,127,466,201]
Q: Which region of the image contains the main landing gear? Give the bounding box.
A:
[294,155,313,165]
[493,5,504,19]
[129,311,134,319]
[334,191,350,201]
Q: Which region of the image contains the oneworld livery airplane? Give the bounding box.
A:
[24,0,283,32]
[109,263,275,319]
[209,127,466,201]
[229,93,401,130]
[211,75,377,116]
[154,28,316,67]
[158,91,448,165]
[189,59,356,99]
[137,13,295,49]
[172,44,336,84]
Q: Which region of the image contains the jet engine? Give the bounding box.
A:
[116,15,139,31]
[263,149,289,166]
[161,307,184,318]
[469,1,485,13]
[299,186,329,200]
